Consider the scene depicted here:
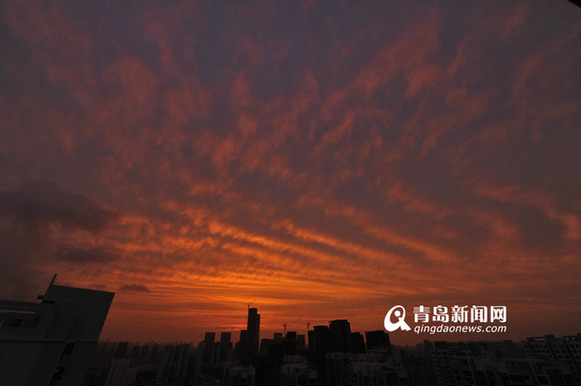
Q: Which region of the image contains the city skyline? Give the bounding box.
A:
[0,1,580,346]
[1,279,579,384]
[85,304,581,385]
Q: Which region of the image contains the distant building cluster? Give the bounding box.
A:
[80,307,581,386]
[431,335,581,386]
[1,285,579,386]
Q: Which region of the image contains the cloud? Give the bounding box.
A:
[0,181,119,233]
[0,181,120,298]
[119,284,150,293]
[55,245,120,264]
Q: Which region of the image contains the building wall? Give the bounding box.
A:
[0,283,114,385]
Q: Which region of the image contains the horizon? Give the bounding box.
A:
[8,277,579,347]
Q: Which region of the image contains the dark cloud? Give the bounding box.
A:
[0,181,120,298]
[55,245,120,264]
[119,284,150,293]
[0,181,119,233]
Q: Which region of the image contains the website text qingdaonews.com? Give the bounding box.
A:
[414,324,507,335]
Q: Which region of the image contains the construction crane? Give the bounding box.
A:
[306,322,311,330]
[247,299,256,309]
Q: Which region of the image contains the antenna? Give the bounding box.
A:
[283,322,287,336]
[38,273,57,300]
[247,299,256,309]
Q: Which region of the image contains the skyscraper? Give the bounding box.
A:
[218,332,233,362]
[311,325,331,356]
[203,332,216,364]
[236,330,247,361]
[329,319,352,353]
[246,307,260,360]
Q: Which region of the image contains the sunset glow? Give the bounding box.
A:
[0,1,579,345]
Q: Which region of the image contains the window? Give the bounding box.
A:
[63,343,75,355]
[51,366,65,381]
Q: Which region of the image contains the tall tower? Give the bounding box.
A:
[246,307,260,360]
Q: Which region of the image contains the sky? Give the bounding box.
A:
[0,1,580,345]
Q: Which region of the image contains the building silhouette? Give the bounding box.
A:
[246,308,260,361]
[105,359,134,386]
[204,332,216,364]
[219,332,233,362]
[0,277,114,385]
[431,339,581,386]
[75,301,581,386]
[311,325,331,356]
[236,329,248,361]
[329,319,352,353]
[351,332,366,354]
[523,334,581,380]
[280,355,319,386]
[114,341,129,359]
[221,362,256,386]
[365,330,391,350]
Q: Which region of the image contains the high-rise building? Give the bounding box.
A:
[198,332,216,365]
[220,332,232,343]
[219,332,233,362]
[284,331,298,356]
[329,319,352,353]
[246,308,260,360]
[523,334,581,380]
[236,329,248,361]
[296,334,306,351]
[174,343,192,381]
[351,332,366,354]
[365,330,391,350]
[205,332,216,344]
[311,326,331,356]
[0,278,114,385]
[194,342,206,377]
